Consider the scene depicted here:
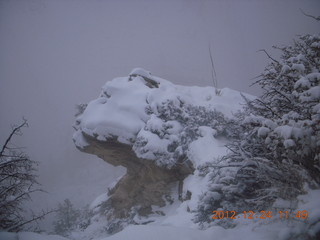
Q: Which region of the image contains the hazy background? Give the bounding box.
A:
[0,0,319,227]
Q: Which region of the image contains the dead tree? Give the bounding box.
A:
[0,119,51,232]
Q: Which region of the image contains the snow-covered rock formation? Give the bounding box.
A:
[73,68,250,233]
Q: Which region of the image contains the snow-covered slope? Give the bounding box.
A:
[1,189,318,240]
[0,231,69,240]
[102,187,320,240]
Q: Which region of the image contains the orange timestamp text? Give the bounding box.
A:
[212,210,309,220]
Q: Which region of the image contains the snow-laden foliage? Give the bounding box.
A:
[248,34,320,179]
[247,35,320,178]
[53,199,93,237]
[134,100,231,168]
[53,199,80,237]
[195,33,320,230]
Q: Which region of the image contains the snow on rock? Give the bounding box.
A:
[76,77,150,144]
[73,68,253,169]
[72,130,89,148]
[129,67,152,79]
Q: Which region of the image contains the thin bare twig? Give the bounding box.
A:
[208,44,221,95]
[258,49,279,64]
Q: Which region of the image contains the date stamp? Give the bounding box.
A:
[212,210,309,220]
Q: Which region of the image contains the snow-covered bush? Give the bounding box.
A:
[195,33,320,228]
[53,199,80,236]
[248,33,320,180]
[89,200,152,236]
[53,199,93,237]
[134,99,233,168]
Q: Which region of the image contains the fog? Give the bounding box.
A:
[0,0,319,224]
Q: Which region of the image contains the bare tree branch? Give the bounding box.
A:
[7,209,56,232]
[0,119,28,157]
[300,9,320,21]
[258,49,279,64]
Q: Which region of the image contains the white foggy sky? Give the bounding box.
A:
[0,0,319,212]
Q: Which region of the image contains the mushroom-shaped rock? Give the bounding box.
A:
[73,69,251,221]
[73,69,195,219]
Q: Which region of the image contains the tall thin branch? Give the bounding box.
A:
[300,9,320,21]
[208,44,220,95]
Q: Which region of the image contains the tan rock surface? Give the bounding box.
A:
[76,132,194,219]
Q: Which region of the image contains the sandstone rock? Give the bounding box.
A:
[76,132,194,219]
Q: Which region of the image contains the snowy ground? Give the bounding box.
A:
[1,187,319,240]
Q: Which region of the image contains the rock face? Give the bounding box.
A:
[77,133,194,219]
